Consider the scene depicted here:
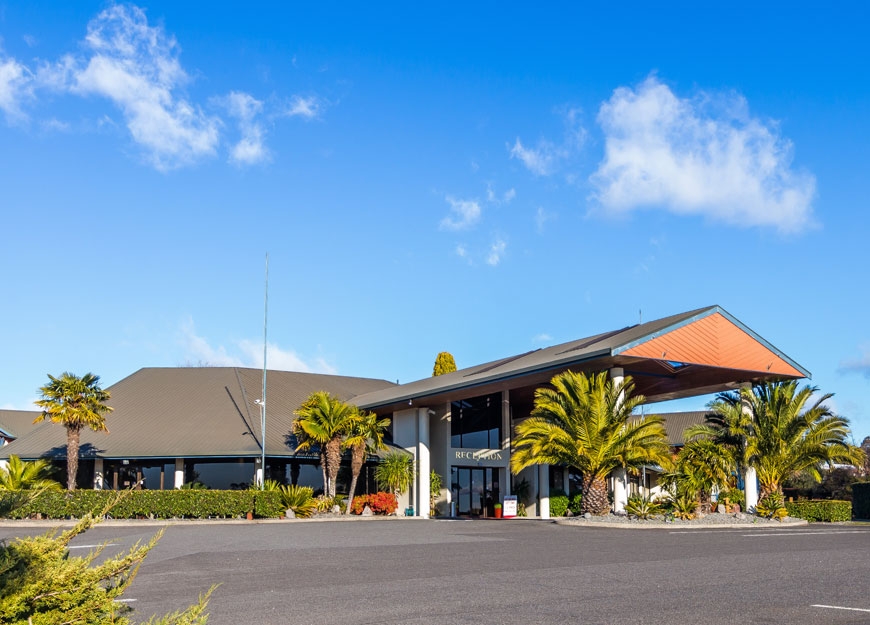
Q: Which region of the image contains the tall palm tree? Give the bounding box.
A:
[292,391,357,497]
[697,381,865,500]
[34,372,113,491]
[343,409,391,515]
[511,370,671,516]
[0,455,62,491]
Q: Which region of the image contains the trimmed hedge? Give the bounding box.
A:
[0,489,286,520]
[785,499,852,522]
[853,482,870,520]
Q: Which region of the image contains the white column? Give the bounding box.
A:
[174,458,185,489]
[609,367,628,513]
[93,458,104,490]
[538,464,550,519]
[417,408,431,518]
[254,466,264,488]
[741,394,759,511]
[502,390,512,498]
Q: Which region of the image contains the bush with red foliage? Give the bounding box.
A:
[350,491,398,515]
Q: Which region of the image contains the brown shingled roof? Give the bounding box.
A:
[0,367,395,460]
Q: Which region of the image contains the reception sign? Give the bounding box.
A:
[502,495,518,518]
[450,448,508,467]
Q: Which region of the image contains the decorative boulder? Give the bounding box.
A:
[362,504,373,517]
[717,504,727,514]
[285,508,296,519]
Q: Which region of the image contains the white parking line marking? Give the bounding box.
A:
[743,530,870,537]
[68,543,118,549]
[812,604,870,613]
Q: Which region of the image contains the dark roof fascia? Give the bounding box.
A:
[357,347,614,410]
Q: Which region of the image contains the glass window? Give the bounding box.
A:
[450,393,502,448]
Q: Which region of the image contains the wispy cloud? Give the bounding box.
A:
[486,183,516,204]
[285,95,321,119]
[591,76,816,233]
[486,237,507,266]
[0,55,32,122]
[509,106,586,176]
[533,333,553,344]
[221,90,268,165]
[839,345,870,379]
[440,196,481,230]
[535,206,555,234]
[179,319,335,373]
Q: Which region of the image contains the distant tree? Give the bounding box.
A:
[343,410,391,515]
[34,372,113,491]
[432,352,457,376]
[861,436,870,477]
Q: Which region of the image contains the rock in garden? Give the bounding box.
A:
[734,512,746,520]
[584,512,592,519]
[565,510,573,517]
[717,504,726,514]
[362,504,373,517]
[285,508,295,519]
[331,505,341,514]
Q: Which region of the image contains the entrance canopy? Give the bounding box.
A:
[352,305,809,413]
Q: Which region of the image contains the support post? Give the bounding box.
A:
[741,393,759,511]
[417,408,430,518]
[538,464,550,519]
[174,458,185,489]
[609,367,628,513]
[93,458,104,490]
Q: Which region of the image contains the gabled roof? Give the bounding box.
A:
[0,368,395,460]
[351,305,808,411]
[0,410,44,441]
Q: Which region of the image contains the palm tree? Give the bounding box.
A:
[292,391,357,497]
[698,381,865,500]
[375,451,415,508]
[662,439,734,510]
[343,409,391,515]
[511,370,671,516]
[34,372,113,491]
[0,455,62,490]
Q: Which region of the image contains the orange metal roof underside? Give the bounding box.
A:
[621,312,804,377]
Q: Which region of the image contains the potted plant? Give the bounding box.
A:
[494,503,502,519]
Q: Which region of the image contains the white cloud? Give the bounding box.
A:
[455,244,467,258]
[486,183,516,204]
[440,196,481,230]
[591,76,816,233]
[222,91,268,165]
[0,56,32,122]
[285,95,321,119]
[179,319,335,373]
[533,333,553,344]
[486,238,507,266]
[57,4,221,170]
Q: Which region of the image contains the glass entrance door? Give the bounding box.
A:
[451,467,500,517]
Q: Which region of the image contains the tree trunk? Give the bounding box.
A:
[66,426,81,492]
[345,443,365,515]
[319,452,328,496]
[581,474,609,515]
[324,437,342,498]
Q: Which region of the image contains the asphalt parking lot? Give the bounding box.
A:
[2,519,869,625]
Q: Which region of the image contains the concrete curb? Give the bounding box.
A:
[553,517,809,530]
[0,515,427,529]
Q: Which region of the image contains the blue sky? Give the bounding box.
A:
[1,2,869,440]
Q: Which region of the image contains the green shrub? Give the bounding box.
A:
[719,488,745,510]
[756,493,787,521]
[625,494,662,519]
[0,489,288,520]
[549,489,569,517]
[785,499,852,522]
[277,485,317,518]
[568,493,583,515]
[853,482,870,520]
